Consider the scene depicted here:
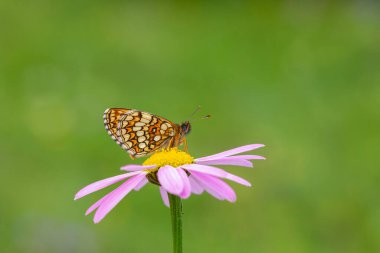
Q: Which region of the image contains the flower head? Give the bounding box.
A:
[75,144,265,223]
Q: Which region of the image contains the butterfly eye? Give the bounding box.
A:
[181,122,191,134]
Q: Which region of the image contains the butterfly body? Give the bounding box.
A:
[103,108,190,158]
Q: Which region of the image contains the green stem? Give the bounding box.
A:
[168,194,183,253]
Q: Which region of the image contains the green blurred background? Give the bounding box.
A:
[1,1,379,252]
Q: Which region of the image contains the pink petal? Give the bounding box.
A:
[196,144,265,161]
[181,164,228,177]
[191,172,236,202]
[160,187,170,207]
[229,155,266,160]
[190,174,224,200]
[120,164,155,171]
[184,164,251,187]
[188,175,204,194]
[195,158,253,167]
[177,168,191,199]
[93,174,146,223]
[74,171,143,200]
[225,173,251,187]
[197,155,265,162]
[85,192,112,216]
[134,177,148,191]
[157,166,184,195]
[85,177,150,216]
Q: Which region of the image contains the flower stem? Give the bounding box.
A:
[168,194,182,253]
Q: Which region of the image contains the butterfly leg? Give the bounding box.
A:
[183,137,188,152]
[167,137,175,150]
[129,154,135,160]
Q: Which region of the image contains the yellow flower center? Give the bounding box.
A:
[143,148,194,171]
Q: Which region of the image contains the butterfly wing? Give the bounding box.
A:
[103,108,132,145]
[104,108,178,158]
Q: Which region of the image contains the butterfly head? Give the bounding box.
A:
[180,121,191,135]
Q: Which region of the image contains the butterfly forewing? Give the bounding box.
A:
[104,108,178,158]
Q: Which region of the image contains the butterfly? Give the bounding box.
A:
[103,108,191,159]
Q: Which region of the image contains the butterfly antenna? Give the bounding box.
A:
[190,105,202,119]
[191,114,211,122]
[184,106,210,122]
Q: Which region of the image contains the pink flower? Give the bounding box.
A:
[75,144,265,223]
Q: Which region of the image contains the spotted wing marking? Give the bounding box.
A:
[103,108,134,145]
[117,111,177,157]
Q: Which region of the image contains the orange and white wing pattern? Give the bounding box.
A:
[103,108,177,158]
[103,108,131,145]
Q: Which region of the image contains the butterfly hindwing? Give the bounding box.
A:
[103,108,133,145]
